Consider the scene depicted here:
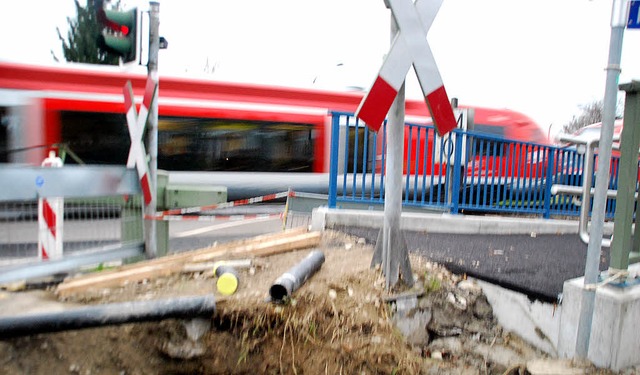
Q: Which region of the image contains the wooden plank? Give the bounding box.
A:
[61,227,308,285]
[56,228,319,298]
[56,264,177,298]
[190,232,322,262]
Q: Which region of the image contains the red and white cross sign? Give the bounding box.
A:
[123,77,157,206]
[356,0,456,136]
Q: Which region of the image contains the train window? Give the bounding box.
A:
[59,111,315,172]
[0,107,8,162]
[157,117,315,172]
[60,111,130,165]
[346,125,376,173]
[471,124,506,157]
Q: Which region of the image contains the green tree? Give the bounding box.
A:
[53,0,119,65]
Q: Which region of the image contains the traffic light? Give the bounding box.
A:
[97,6,138,63]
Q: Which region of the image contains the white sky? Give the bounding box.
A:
[2,0,640,137]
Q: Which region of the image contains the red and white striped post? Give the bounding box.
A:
[38,150,64,260]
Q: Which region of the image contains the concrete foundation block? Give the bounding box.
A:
[558,264,640,371]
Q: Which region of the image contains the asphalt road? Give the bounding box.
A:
[334,225,610,302]
[168,216,286,253]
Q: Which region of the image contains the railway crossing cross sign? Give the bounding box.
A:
[123,77,157,206]
[356,0,456,136]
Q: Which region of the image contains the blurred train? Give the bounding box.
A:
[0,61,549,175]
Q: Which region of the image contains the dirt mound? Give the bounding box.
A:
[0,230,619,374]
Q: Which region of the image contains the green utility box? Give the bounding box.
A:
[122,171,227,259]
[164,184,227,209]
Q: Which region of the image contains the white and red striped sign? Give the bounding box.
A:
[356,0,456,136]
[38,151,64,260]
[124,77,157,206]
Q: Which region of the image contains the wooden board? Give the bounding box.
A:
[56,228,320,298]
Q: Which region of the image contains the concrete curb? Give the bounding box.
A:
[312,207,583,235]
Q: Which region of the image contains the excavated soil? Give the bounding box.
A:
[0,230,628,374]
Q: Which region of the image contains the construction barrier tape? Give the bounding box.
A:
[146,213,284,222]
[145,190,297,221]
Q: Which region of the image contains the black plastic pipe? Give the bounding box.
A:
[269,250,325,302]
[0,294,216,339]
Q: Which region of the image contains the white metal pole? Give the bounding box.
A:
[372,9,413,289]
[575,0,627,358]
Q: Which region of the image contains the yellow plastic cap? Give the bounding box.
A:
[217,272,239,295]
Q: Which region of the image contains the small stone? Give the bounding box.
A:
[472,295,494,320]
[328,289,337,299]
[428,337,464,354]
[526,359,586,374]
[1,280,26,292]
[161,340,206,359]
[446,292,467,310]
[183,318,211,341]
[431,351,443,360]
[347,287,354,297]
[393,308,431,346]
[457,279,480,292]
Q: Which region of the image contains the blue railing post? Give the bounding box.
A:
[328,112,341,208]
[450,130,464,214]
[543,147,555,219]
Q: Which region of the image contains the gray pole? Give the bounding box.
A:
[575,0,627,358]
[371,8,414,290]
[145,1,160,258]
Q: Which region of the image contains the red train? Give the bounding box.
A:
[0,61,548,173]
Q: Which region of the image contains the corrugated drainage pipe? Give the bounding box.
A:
[269,250,325,302]
[0,294,216,339]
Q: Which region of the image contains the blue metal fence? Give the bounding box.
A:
[328,111,620,219]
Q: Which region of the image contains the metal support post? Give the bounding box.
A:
[610,81,640,270]
[144,1,160,258]
[371,12,414,290]
[575,0,627,359]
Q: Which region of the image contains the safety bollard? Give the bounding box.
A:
[38,150,64,260]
